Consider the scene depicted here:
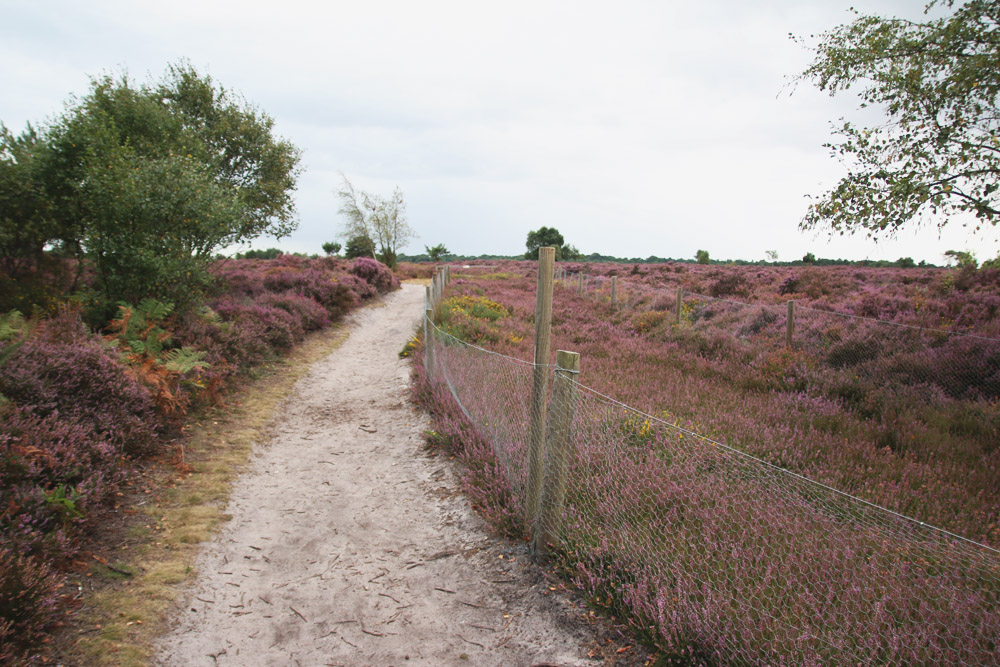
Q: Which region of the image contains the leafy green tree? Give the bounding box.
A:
[336,174,414,269]
[695,249,710,264]
[897,257,917,268]
[802,252,817,264]
[798,1,1000,238]
[18,62,301,310]
[343,234,376,260]
[322,241,342,256]
[425,243,449,262]
[236,247,283,259]
[562,244,582,260]
[525,226,566,260]
[0,124,75,310]
[944,249,978,268]
[0,125,57,271]
[83,154,242,305]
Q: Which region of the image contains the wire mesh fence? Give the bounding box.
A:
[543,379,1000,665]
[426,322,538,512]
[422,275,1000,666]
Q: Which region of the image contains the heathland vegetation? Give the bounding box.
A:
[0,255,399,662]
[414,259,1000,664]
[0,62,403,662]
[422,260,1000,541]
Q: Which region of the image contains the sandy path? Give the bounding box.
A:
[155,284,595,667]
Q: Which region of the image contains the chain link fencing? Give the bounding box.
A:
[422,275,1000,666]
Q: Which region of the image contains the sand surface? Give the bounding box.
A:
[155,283,603,667]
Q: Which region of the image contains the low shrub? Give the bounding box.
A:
[0,311,158,457]
[212,298,303,352]
[351,257,399,293]
[709,272,749,298]
[0,406,123,560]
[0,547,63,664]
[257,291,330,332]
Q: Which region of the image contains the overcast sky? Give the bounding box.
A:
[3,0,998,263]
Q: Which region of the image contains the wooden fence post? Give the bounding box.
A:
[676,287,683,325]
[786,300,795,348]
[424,305,435,381]
[611,276,618,308]
[534,349,580,556]
[526,247,555,524]
[578,273,584,296]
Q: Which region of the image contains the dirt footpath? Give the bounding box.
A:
[155,283,616,666]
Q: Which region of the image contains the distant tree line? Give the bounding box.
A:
[397,250,942,269]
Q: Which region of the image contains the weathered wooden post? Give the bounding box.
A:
[786,300,795,348]
[610,276,618,308]
[424,284,435,381]
[675,287,684,325]
[526,247,555,524]
[534,349,580,556]
[578,273,584,296]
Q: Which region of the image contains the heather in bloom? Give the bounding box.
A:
[0,253,400,660]
[415,260,1000,665]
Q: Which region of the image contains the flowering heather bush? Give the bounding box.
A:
[0,313,158,457]
[256,292,330,333]
[335,274,375,302]
[0,547,63,664]
[351,256,399,293]
[199,255,396,374]
[212,297,304,352]
[0,406,122,560]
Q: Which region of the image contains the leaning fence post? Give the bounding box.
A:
[610,276,618,308]
[526,247,556,524]
[534,349,580,556]
[675,287,683,325]
[786,300,795,348]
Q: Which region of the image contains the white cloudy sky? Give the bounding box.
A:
[3,0,998,263]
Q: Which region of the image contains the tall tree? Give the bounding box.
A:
[336,174,414,268]
[0,125,57,274]
[425,243,449,262]
[9,62,302,309]
[525,226,566,260]
[798,0,1000,238]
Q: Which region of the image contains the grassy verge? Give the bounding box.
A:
[52,320,354,666]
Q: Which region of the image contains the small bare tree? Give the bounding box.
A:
[336,173,415,268]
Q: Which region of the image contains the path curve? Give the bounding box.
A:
[155,284,594,666]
